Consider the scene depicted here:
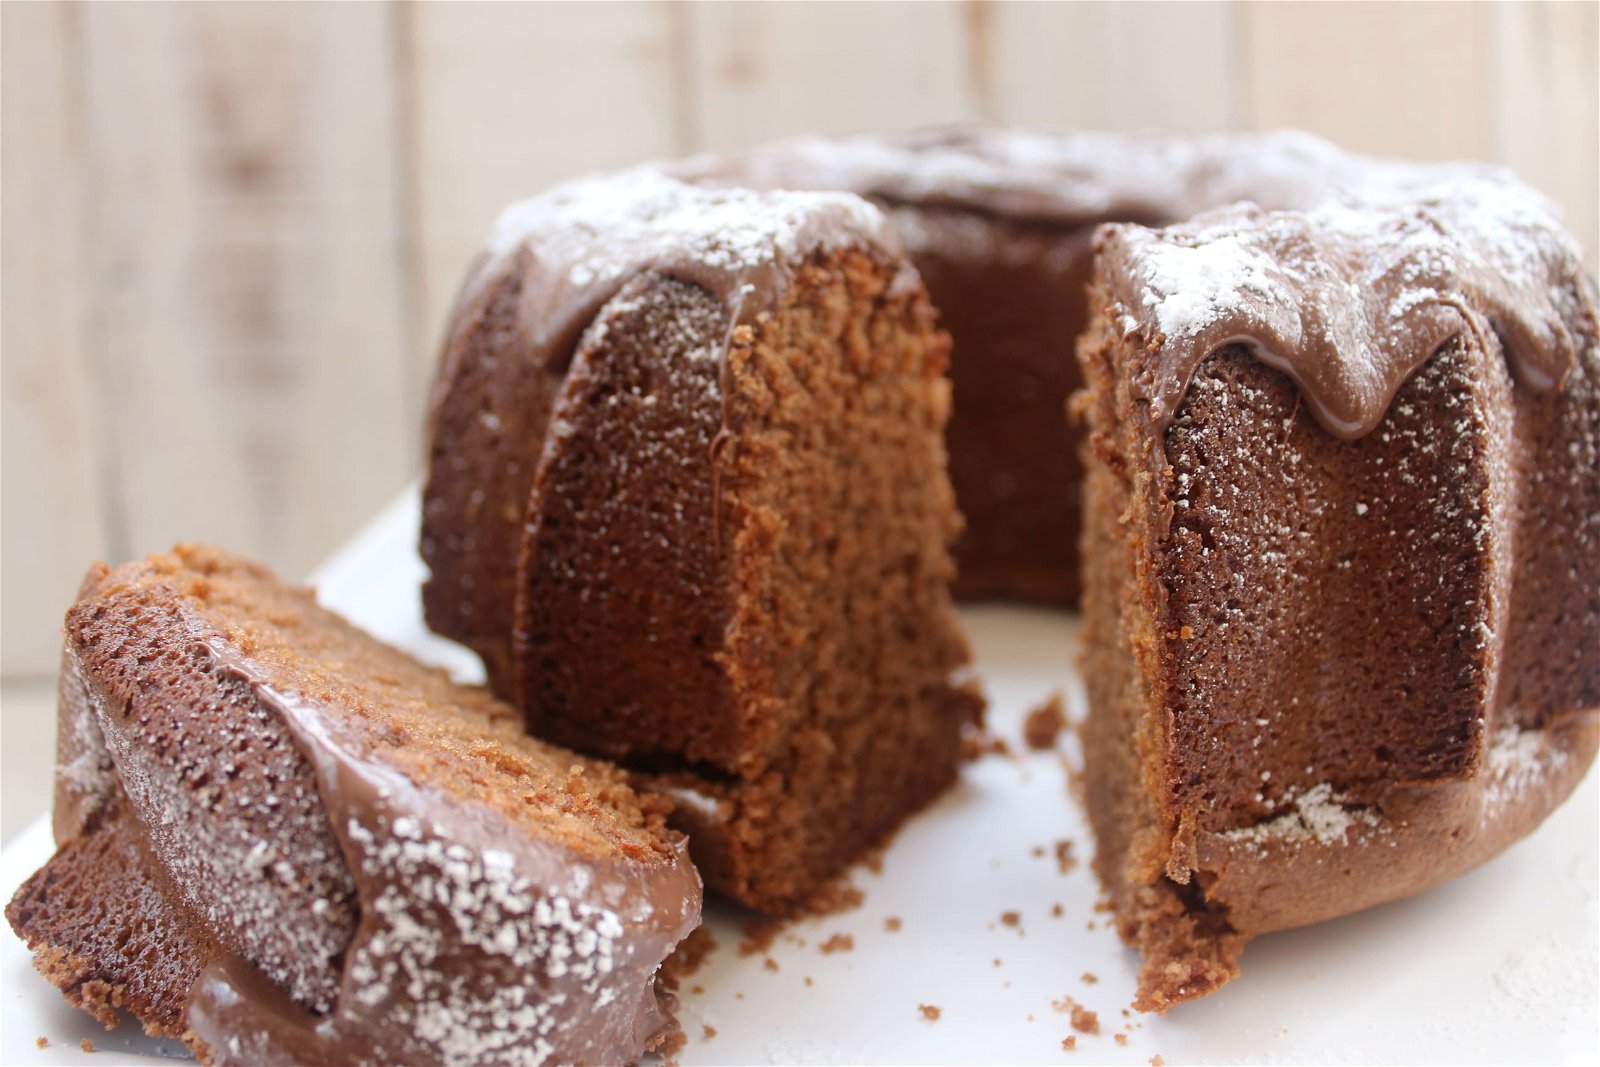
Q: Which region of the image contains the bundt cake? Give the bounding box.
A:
[1076,177,1600,1008]
[420,127,1597,1004]
[420,170,980,915]
[7,545,701,1064]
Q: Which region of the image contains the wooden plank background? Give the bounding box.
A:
[4,0,1596,679]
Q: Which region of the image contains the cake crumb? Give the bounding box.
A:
[805,880,865,916]
[1062,1035,1077,1051]
[884,915,902,933]
[662,925,718,987]
[1023,691,1067,750]
[735,992,744,1000]
[35,1038,47,1050]
[819,932,855,954]
[691,984,705,995]
[1081,971,1098,984]
[962,727,1012,761]
[993,957,1003,967]
[656,1027,688,1058]
[738,918,783,956]
[763,956,780,972]
[918,1003,942,1021]
[81,1038,94,1053]
[1054,839,1077,873]
[1150,1056,1166,1066]
[1052,903,1064,917]
[1000,910,1021,927]
[701,1024,717,1041]
[804,976,814,987]
[1052,996,1100,1035]
[1115,1033,1128,1046]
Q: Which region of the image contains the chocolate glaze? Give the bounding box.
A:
[669,127,1471,227]
[674,127,1595,444]
[185,637,700,1067]
[1101,176,1595,443]
[477,167,915,369]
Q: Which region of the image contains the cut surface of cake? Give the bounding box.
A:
[1076,173,1600,1010]
[7,545,701,1065]
[421,170,980,915]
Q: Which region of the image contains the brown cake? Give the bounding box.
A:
[7,545,701,1064]
[420,170,979,915]
[1076,176,1600,1009]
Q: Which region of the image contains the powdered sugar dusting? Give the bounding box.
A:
[489,164,896,289]
[1482,723,1570,817]
[81,642,356,1013]
[1112,167,1591,439]
[1223,783,1381,846]
[52,647,118,838]
[328,791,626,1064]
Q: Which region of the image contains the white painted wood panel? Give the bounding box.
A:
[402,0,680,376]
[685,0,980,148]
[0,2,110,676]
[986,0,1241,131]
[1241,1,1493,161]
[75,2,411,592]
[1487,1,1600,262]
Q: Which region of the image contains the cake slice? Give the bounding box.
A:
[421,170,981,914]
[7,545,701,1065]
[1076,179,1600,1009]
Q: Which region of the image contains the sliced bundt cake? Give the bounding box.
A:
[7,545,701,1064]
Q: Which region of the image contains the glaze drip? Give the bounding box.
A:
[1103,174,1594,440]
[187,638,700,1067]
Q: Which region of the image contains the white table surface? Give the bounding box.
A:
[4,487,1597,1065]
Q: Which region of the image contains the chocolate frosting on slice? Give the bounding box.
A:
[421,167,916,687]
[186,638,700,1067]
[473,165,916,368]
[1101,174,1596,441]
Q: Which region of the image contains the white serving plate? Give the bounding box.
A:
[4,488,1596,1065]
